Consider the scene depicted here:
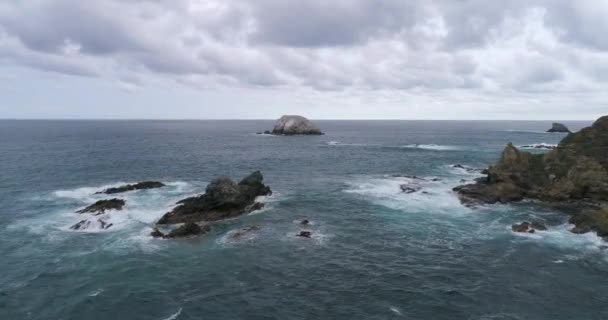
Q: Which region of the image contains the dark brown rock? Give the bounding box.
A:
[511,222,531,233]
[97,181,165,194]
[76,199,125,215]
[157,171,271,225]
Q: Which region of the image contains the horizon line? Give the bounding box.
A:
[0,118,596,122]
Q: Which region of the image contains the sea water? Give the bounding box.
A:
[1,120,607,319]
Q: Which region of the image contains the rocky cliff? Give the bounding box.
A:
[454,115,608,238]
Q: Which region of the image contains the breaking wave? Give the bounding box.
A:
[519,143,557,150]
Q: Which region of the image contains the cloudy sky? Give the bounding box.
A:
[0,0,607,119]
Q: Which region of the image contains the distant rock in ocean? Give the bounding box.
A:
[270,115,323,135]
[547,122,571,133]
[157,171,271,225]
[454,115,608,239]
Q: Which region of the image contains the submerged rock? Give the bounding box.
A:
[270,115,323,135]
[151,223,211,238]
[229,225,260,240]
[547,122,571,133]
[70,218,113,230]
[300,219,310,225]
[150,228,164,238]
[455,115,608,237]
[157,171,271,225]
[76,199,125,215]
[511,221,547,233]
[400,184,422,194]
[97,181,165,194]
[297,231,312,238]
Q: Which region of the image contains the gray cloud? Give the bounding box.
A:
[0,0,607,95]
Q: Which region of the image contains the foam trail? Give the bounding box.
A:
[389,306,403,316]
[161,308,182,320]
[400,144,461,151]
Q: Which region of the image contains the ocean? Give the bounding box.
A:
[1,120,607,320]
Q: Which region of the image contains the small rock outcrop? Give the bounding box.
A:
[97,181,165,194]
[151,223,211,238]
[229,226,260,241]
[511,221,547,233]
[70,218,113,230]
[454,115,608,238]
[297,231,312,238]
[547,122,571,133]
[400,184,422,194]
[76,199,125,215]
[569,208,608,237]
[157,171,271,225]
[270,115,323,135]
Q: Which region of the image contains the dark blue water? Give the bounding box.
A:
[1,120,607,320]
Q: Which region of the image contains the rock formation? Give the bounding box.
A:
[157,171,271,225]
[97,181,165,194]
[270,115,323,135]
[76,199,125,215]
[511,221,547,233]
[150,222,211,238]
[70,218,113,230]
[297,231,312,238]
[547,122,571,133]
[454,115,608,238]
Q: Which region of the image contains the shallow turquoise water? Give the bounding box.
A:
[1,120,607,319]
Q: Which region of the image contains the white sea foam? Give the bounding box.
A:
[323,141,369,147]
[511,223,607,253]
[400,144,462,151]
[161,308,182,320]
[344,175,468,215]
[519,143,557,149]
[389,306,403,316]
[88,289,104,297]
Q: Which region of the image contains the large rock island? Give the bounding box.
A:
[547,122,571,133]
[270,115,323,135]
[157,171,271,225]
[454,115,608,238]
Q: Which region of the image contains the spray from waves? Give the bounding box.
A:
[323,141,464,151]
[161,308,182,320]
[7,181,206,251]
[510,222,607,253]
[247,192,287,216]
[343,174,469,215]
[400,144,463,151]
[519,143,557,150]
[323,141,370,147]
